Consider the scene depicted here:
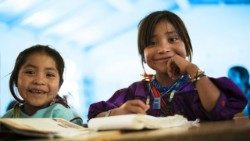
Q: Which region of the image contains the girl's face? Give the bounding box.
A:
[143,21,186,74]
[17,53,60,108]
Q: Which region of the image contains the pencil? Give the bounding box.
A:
[146,95,150,105]
[146,82,151,105]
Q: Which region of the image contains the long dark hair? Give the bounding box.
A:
[9,44,69,107]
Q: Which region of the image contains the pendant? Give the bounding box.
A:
[169,90,176,102]
[153,97,161,109]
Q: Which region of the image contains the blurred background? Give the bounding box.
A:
[0,0,250,122]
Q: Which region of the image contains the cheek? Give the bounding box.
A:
[175,44,187,58]
[143,48,153,63]
[17,76,27,90]
[179,50,187,58]
[50,80,60,93]
[17,73,23,86]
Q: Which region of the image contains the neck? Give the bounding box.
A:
[23,103,49,116]
[155,73,174,86]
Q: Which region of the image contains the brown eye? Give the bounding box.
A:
[25,70,35,75]
[168,37,178,44]
[46,73,56,78]
[149,41,157,46]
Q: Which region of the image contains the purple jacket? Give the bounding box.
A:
[88,77,247,121]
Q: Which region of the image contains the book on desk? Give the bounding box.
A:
[0,118,90,138]
[88,114,198,131]
[0,114,198,139]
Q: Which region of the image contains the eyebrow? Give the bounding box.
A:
[164,31,178,35]
[151,31,178,38]
[23,64,57,72]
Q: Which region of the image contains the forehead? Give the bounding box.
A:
[154,20,176,33]
[22,53,57,69]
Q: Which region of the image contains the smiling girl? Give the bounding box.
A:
[2,45,82,125]
[88,10,247,121]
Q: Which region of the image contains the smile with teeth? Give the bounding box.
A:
[29,89,46,95]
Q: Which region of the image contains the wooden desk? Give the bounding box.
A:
[72,116,250,141]
[113,117,250,141]
[1,117,250,141]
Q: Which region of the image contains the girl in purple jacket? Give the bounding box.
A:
[88,10,247,121]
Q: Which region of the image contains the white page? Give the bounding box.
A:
[88,114,197,131]
[88,115,144,130]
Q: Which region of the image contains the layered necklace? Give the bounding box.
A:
[145,74,190,116]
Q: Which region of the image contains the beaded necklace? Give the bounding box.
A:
[147,74,190,116]
[151,75,189,96]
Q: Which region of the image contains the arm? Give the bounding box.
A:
[168,55,220,112]
[191,77,247,120]
[88,88,128,119]
[169,55,247,114]
[88,82,149,120]
[185,63,220,112]
[106,100,149,116]
[95,99,149,118]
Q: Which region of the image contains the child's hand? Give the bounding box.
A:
[166,54,190,80]
[112,99,150,115]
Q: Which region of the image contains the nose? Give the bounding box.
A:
[158,49,170,54]
[33,74,45,85]
[157,42,171,54]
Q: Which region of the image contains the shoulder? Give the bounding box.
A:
[47,103,73,114]
[129,81,146,89]
[210,76,235,84]
[34,103,75,119]
[47,103,83,125]
[123,81,146,92]
[113,81,147,97]
[2,109,14,118]
[49,103,68,109]
[130,81,147,95]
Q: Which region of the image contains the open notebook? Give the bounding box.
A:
[0,118,90,138]
[88,114,198,131]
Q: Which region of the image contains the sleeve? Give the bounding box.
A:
[87,88,131,120]
[51,104,83,125]
[1,109,14,118]
[88,81,148,120]
[192,77,247,120]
